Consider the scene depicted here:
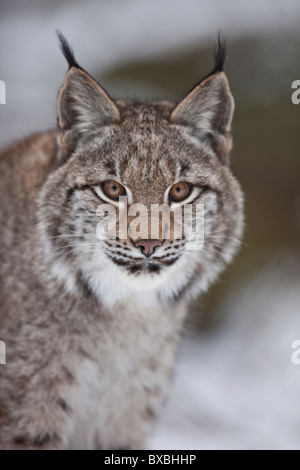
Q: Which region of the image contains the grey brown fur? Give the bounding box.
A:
[0,35,244,449]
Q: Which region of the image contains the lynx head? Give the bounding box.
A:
[38,33,244,307]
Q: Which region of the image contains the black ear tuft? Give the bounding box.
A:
[213,32,226,73]
[57,30,82,70]
[203,33,227,80]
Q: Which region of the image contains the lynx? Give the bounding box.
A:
[0,34,244,449]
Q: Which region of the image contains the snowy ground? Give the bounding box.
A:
[150,252,300,449]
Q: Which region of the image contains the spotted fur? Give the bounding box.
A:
[0,35,244,449]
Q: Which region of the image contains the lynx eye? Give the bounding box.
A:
[102,180,126,200]
[169,182,192,202]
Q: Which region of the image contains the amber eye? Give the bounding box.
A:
[169,182,192,202]
[102,180,126,200]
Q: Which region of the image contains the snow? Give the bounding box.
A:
[150,253,300,449]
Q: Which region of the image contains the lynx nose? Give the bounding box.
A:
[134,239,162,257]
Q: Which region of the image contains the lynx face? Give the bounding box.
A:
[38,37,244,304]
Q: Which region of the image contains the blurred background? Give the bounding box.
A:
[0,0,299,450]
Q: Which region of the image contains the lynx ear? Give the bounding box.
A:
[171,36,234,165]
[171,72,234,165]
[57,33,120,159]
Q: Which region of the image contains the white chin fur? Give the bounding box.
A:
[118,268,168,290]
